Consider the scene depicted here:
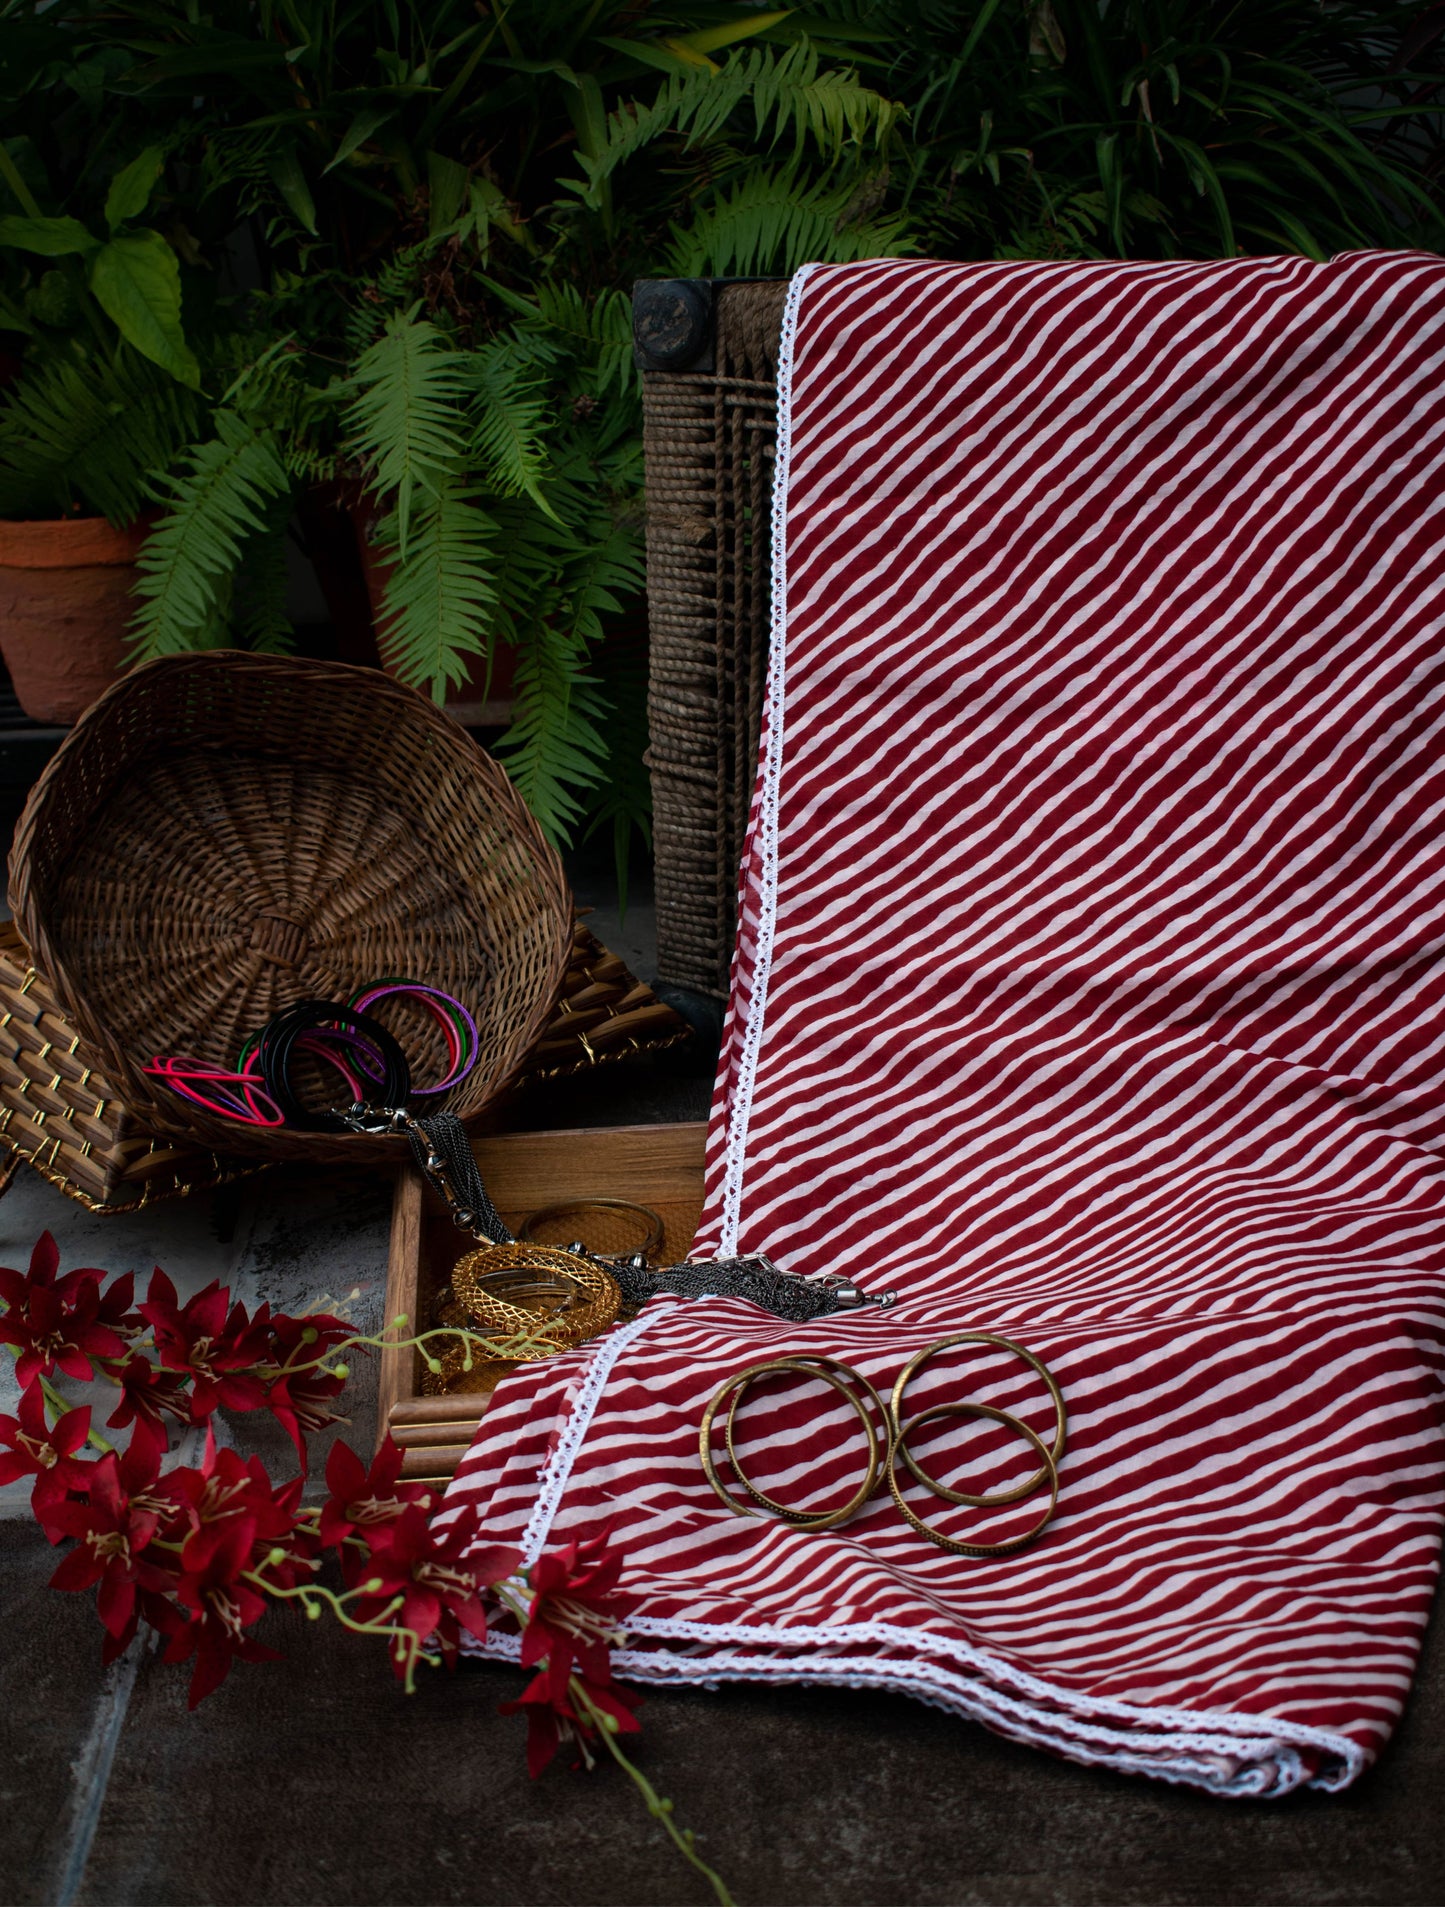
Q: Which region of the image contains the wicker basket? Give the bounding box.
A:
[640,279,786,998]
[0,917,688,1214]
[0,920,256,1212]
[8,652,572,1165]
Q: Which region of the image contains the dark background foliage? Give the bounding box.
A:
[2,1,1442,862]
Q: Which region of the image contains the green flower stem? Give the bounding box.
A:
[36,1372,116,1454]
[491,1584,734,1907]
[572,1678,736,1907]
[244,1568,440,1693]
[270,1321,559,1381]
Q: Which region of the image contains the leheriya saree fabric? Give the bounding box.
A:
[440,252,1445,1797]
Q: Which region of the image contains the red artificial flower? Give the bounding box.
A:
[162,1519,281,1707]
[318,1436,432,1547]
[261,1308,353,1466]
[0,1383,92,1527]
[0,1234,133,1390]
[267,1307,351,1369]
[138,1270,271,1419]
[351,1502,519,1674]
[519,1532,627,1696]
[46,1440,177,1660]
[499,1663,642,1778]
[158,1427,313,1581]
[0,1230,106,1309]
[105,1353,191,1462]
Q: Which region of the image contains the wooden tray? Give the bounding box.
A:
[380,1121,707,1480]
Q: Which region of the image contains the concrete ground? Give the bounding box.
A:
[1,859,1441,1907]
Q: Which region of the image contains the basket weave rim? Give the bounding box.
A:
[8,650,573,1161]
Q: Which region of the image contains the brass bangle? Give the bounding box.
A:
[699,1357,882,1533]
[724,1356,887,1531]
[889,1403,1059,1556]
[518,1197,665,1263]
[452,1242,621,1359]
[890,1332,1066,1507]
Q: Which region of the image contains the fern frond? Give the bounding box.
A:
[491,508,645,846]
[372,479,499,702]
[341,244,431,354]
[0,348,199,525]
[669,164,915,277]
[483,498,582,645]
[534,283,635,399]
[561,516,646,649]
[128,411,291,659]
[223,336,341,486]
[495,615,612,846]
[467,337,556,517]
[478,277,635,400]
[343,310,471,554]
[580,41,901,198]
[232,514,294,655]
[581,638,651,917]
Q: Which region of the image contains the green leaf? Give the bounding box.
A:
[104,148,164,232]
[0,214,97,258]
[265,144,318,236]
[957,0,1008,69]
[233,517,295,654]
[672,14,795,58]
[0,290,35,336]
[496,619,611,845]
[89,231,200,388]
[325,106,398,174]
[578,41,901,203]
[669,163,912,278]
[427,150,469,236]
[596,36,700,77]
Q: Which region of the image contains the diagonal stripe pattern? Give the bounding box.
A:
[441,253,1445,1796]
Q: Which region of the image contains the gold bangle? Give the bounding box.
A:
[452,1242,621,1358]
[890,1332,1066,1507]
[888,1403,1059,1556]
[518,1197,665,1264]
[699,1357,882,1533]
[725,1356,888,1530]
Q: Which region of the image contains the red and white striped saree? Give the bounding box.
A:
[443,253,1445,1796]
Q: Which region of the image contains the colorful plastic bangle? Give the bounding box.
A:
[347,980,479,1096]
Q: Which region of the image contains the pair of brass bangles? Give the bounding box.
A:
[699,1333,1066,1557]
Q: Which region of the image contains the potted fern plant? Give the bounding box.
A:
[108,5,904,886]
[0,145,205,722]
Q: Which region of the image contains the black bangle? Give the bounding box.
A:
[255,1000,411,1131]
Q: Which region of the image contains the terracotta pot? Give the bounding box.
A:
[0,516,146,724]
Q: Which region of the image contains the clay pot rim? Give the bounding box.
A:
[0,515,147,569]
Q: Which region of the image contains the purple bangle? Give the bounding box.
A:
[348,982,480,1096]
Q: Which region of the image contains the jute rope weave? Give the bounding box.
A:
[8,651,573,1165]
[644,280,786,997]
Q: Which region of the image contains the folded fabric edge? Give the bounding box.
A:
[458,1623,1361,1799]
[716,257,812,1260]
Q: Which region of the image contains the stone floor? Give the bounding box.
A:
[1,858,1441,1907]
